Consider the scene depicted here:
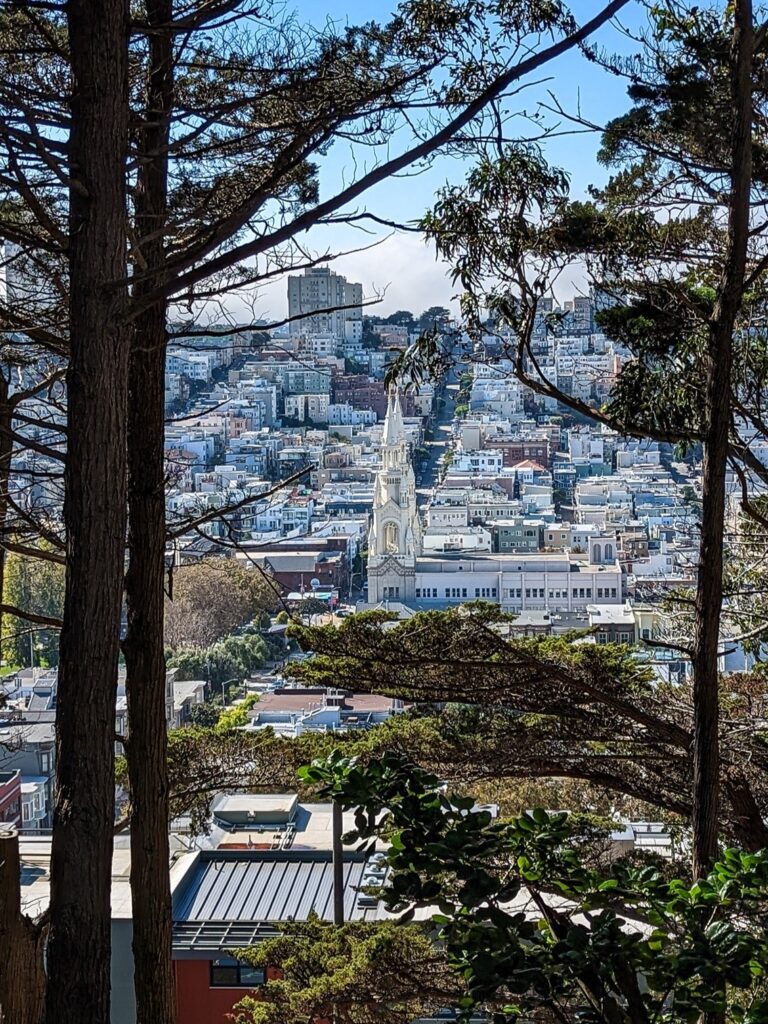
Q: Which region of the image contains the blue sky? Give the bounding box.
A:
[240,1,646,321]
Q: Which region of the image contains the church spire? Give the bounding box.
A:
[382,386,405,447]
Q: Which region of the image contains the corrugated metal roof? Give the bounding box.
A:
[173,850,375,932]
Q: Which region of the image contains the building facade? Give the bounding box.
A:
[367,393,623,612]
[366,389,422,604]
[286,266,363,343]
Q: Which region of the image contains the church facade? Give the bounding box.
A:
[366,388,422,604]
[366,390,624,612]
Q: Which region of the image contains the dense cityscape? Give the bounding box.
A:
[1,265,748,1020]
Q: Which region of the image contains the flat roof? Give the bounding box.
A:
[587,603,635,625]
[214,794,298,817]
[18,836,135,920]
[172,849,384,942]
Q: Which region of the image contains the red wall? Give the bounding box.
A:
[0,771,21,826]
[175,960,281,1024]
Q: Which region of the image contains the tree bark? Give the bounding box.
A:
[0,373,13,662]
[0,826,46,1024]
[45,2,130,1022]
[723,772,768,851]
[690,0,753,880]
[123,3,176,1021]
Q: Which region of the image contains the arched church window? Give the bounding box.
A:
[384,522,400,552]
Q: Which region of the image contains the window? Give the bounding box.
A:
[611,588,617,598]
[462,588,467,598]
[525,588,531,598]
[383,521,400,553]
[415,588,421,598]
[597,588,603,598]
[619,632,632,643]
[586,588,592,598]
[492,588,497,597]
[475,588,480,597]
[210,959,266,988]
[40,753,50,774]
[642,628,650,640]
[445,588,450,598]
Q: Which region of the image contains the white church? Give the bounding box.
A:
[366,389,625,613]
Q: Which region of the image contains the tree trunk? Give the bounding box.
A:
[0,826,46,1024]
[690,0,753,880]
[0,373,13,662]
[45,2,130,1022]
[123,4,176,1021]
[724,772,768,851]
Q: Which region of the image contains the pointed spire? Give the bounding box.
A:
[382,385,404,446]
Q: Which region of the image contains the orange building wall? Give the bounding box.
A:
[175,960,281,1024]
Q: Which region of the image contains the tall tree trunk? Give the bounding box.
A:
[0,827,46,1024]
[690,0,753,880]
[123,3,176,1021]
[45,2,130,1022]
[0,372,13,662]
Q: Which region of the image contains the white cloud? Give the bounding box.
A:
[187,230,592,330]
[214,232,459,327]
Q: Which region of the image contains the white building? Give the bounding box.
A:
[453,449,505,474]
[284,393,330,423]
[366,392,623,611]
[366,388,422,603]
[287,266,363,344]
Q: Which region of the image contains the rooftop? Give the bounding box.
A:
[18,835,135,921]
[170,845,411,954]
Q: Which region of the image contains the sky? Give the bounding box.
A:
[229,0,646,323]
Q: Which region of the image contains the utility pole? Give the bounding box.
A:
[332,800,344,926]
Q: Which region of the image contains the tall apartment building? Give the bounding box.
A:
[287,266,363,345]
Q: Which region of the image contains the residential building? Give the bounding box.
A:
[0,769,21,826]
[0,710,55,828]
[243,687,405,737]
[287,266,363,344]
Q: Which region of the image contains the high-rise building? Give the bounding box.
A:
[572,294,593,333]
[287,266,363,345]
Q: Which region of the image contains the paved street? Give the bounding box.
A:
[417,383,458,508]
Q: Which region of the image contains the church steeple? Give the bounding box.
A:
[366,386,422,605]
[382,386,405,447]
